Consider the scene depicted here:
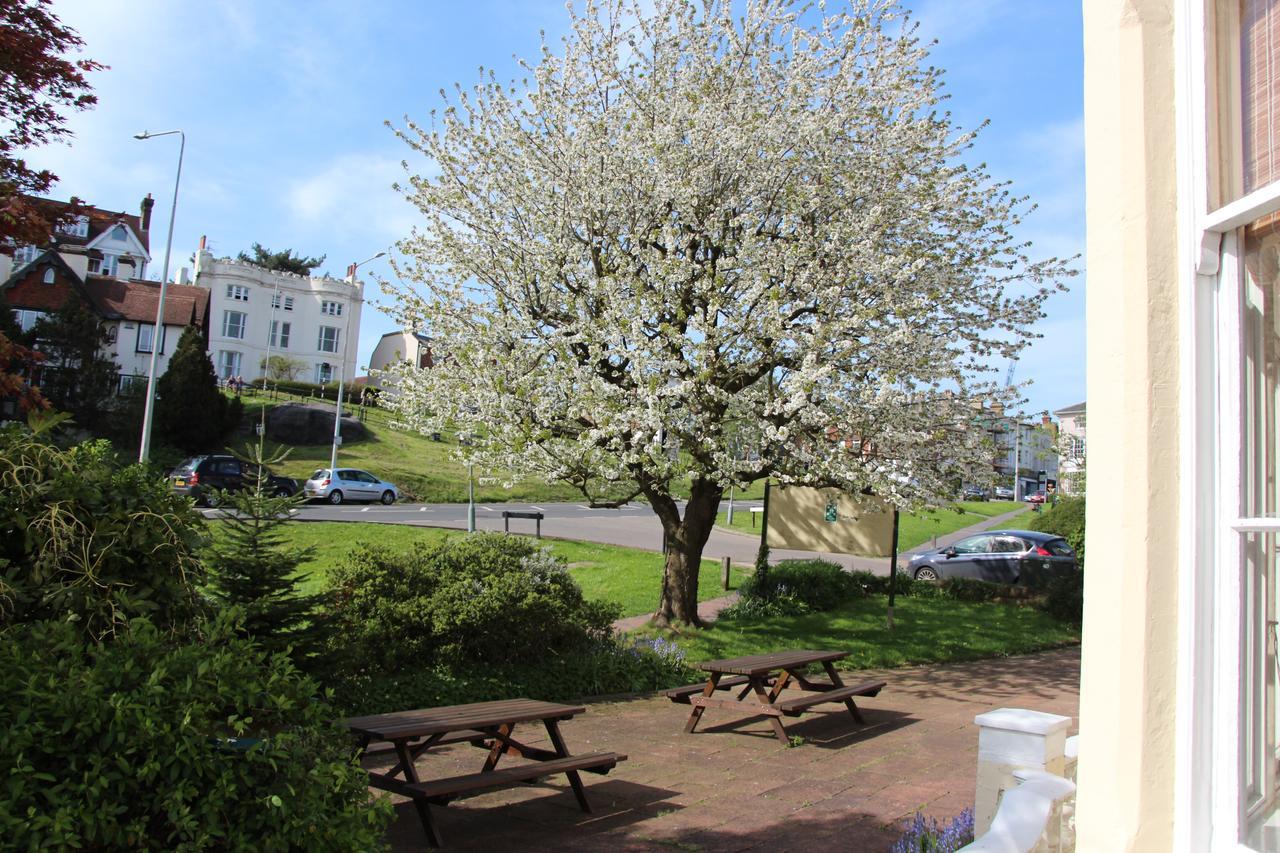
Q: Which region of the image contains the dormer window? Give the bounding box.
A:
[55,216,89,238]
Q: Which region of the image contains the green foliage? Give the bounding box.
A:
[203,441,327,667]
[28,299,119,433]
[1043,568,1084,625]
[332,635,699,715]
[260,353,306,381]
[0,423,207,640]
[0,616,392,851]
[325,534,620,672]
[1028,496,1086,563]
[237,243,325,275]
[845,570,1028,603]
[254,377,381,406]
[155,326,240,453]
[725,559,863,618]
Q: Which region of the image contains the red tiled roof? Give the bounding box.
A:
[82,277,208,327]
[20,195,151,253]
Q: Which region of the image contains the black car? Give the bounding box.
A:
[905,529,1077,586]
[170,455,298,506]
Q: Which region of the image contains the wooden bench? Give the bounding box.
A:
[406,751,626,804]
[772,680,886,718]
[662,675,752,703]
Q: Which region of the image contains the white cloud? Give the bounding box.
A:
[288,151,417,243]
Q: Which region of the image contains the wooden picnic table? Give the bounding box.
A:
[344,698,626,847]
[663,649,885,746]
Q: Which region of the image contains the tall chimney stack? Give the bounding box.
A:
[140,193,154,231]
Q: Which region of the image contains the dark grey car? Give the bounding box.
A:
[905,529,1077,586]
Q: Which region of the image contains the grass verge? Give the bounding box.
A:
[631,594,1080,669]
[209,520,747,618]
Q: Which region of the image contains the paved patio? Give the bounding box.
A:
[373,646,1080,851]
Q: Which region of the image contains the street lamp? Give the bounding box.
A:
[134,129,185,464]
[329,251,386,473]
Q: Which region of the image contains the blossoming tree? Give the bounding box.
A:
[384,0,1069,625]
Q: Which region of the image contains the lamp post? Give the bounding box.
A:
[134,129,184,464]
[330,251,385,472]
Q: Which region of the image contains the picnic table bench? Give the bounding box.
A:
[344,698,626,847]
[663,649,885,745]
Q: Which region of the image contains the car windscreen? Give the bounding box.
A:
[310,470,328,480]
[174,457,203,474]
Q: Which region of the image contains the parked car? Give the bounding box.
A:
[993,486,1015,500]
[170,455,298,506]
[905,529,1077,586]
[961,486,988,501]
[303,468,399,505]
[1026,490,1047,504]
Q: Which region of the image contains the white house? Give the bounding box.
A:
[367,329,433,385]
[1052,401,1085,495]
[192,237,364,385]
[984,411,1059,498]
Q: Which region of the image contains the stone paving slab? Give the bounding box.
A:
[375,647,1080,851]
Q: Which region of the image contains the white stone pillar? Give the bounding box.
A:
[973,708,1072,836]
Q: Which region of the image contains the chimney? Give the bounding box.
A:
[140,194,154,231]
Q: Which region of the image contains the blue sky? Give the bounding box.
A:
[39,0,1084,418]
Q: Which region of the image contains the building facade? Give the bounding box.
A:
[367,329,433,386]
[1078,0,1280,850]
[192,239,364,385]
[984,412,1059,499]
[0,195,155,284]
[1052,401,1085,496]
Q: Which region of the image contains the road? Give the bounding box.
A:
[202,499,1029,577]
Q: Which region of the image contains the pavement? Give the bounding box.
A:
[375,646,1080,852]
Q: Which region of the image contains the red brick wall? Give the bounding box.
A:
[0,264,78,312]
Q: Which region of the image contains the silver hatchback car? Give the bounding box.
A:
[304,468,399,505]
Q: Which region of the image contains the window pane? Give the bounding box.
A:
[1243,0,1280,196]
[1242,221,1280,519]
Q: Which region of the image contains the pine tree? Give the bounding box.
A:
[28,300,118,433]
[155,325,238,453]
[203,441,327,667]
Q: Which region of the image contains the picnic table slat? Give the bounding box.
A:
[698,649,850,676]
[344,698,585,740]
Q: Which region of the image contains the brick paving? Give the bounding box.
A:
[373,647,1080,851]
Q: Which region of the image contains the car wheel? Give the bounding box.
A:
[914,566,941,582]
[380,490,395,505]
[204,492,221,508]
[328,490,344,505]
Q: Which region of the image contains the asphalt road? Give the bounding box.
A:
[201,499,1028,577]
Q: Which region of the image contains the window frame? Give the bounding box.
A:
[317,325,340,353]
[222,310,247,340]
[135,323,165,354]
[270,320,291,349]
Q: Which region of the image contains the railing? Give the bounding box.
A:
[959,711,1077,853]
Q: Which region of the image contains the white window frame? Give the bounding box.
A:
[136,323,165,354]
[226,284,250,302]
[270,320,291,349]
[218,350,242,380]
[1175,1,1280,850]
[271,292,295,310]
[321,300,343,316]
[222,310,247,340]
[318,325,340,353]
[12,245,39,268]
[316,362,333,384]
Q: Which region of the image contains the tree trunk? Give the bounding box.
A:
[653,479,724,627]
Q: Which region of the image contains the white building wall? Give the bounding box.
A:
[193,249,363,384]
[106,319,189,389]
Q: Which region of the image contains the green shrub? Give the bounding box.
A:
[1043,568,1084,625]
[325,534,620,673]
[252,378,381,406]
[737,559,863,612]
[331,635,699,715]
[844,570,1022,603]
[1028,496,1085,563]
[0,423,207,640]
[0,616,392,850]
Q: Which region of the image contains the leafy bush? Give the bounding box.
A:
[0,616,392,850]
[332,635,699,716]
[1043,568,1084,625]
[253,378,381,406]
[1028,495,1085,563]
[735,559,864,613]
[891,808,975,852]
[844,570,1023,602]
[325,534,620,672]
[0,423,207,640]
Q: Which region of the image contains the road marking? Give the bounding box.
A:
[481,506,495,512]
[361,507,370,512]
[529,505,545,511]
[578,505,594,510]
[419,507,430,512]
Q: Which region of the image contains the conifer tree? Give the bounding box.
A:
[203,441,326,667]
[155,325,239,453]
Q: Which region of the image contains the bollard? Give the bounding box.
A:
[721,556,731,590]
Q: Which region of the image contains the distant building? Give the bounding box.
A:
[367,330,433,386]
[984,409,1059,499]
[1,196,208,395]
[192,237,364,384]
[1053,401,1085,495]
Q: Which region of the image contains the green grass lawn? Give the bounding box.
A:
[713,500,1024,553]
[213,520,746,618]
[632,594,1080,669]
[985,508,1037,530]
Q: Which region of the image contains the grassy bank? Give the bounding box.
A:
[209,520,747,618]
[632,594,1080,669]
